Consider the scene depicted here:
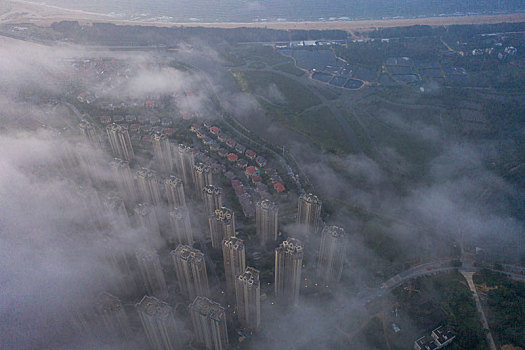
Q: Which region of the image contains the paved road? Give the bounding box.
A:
[337,258,525,342]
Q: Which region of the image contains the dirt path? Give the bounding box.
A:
[460,271,497,350]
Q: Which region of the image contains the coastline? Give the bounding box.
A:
[2,0,525,32]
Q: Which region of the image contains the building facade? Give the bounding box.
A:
[163,175,186,208]
[192,162,213,199]
[222,237,245,297]
[136,296,181,350]
[136,168,162,206]
[106,123,134,161]
[168,206,193,246]
[274,238,304,306]
[297,193,322,236]
[175,144,194,188]
[95,292,130,339]
[202,185,224,214]
[133,203,161,241]
[256,199,279,245]
[135,249,168,300]
[152,131,173,172]
[109,158,137,204]
[317,225,346,283]
[189,296,228,350]
[79,119,101,147]
[171,245,209,301]
[208,206,235,249]
[235,267,260,329]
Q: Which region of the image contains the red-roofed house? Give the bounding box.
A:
[227,153,238,162]
[210,126,220,135]
[236,159,248,169]
[245,166,257,177]
[183,112,192,120]
[252,174,262,184]
[190,123,202,132]
[100,115,112,124]
[162,128,174,136]
[145,100,155,108]
[129,123,140,133]
[273,182,286,192]
[245,149,256,160]
[232,179,242,187]
[234,186,245,196]
[226,139,236,148]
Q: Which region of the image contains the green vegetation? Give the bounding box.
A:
[392,272,487,350]
[334,37,445,68]
[248,61,266,69]
[231,70,356,154]
[293,106,352,154]
[168,60,192,71]
[274,62,305,76]
[362,317,389,350]
[232,44,287,66]
[312,85,341,100]
[474,269,525,348]
[232,70,320,111]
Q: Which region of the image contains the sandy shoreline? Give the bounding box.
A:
[2,0,525,32]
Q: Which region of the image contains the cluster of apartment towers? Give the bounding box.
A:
[78,121,347,350]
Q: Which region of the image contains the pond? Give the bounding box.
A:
[344,79,364,89]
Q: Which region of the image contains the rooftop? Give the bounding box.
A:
[257,199,277,210]
[274,182,286,192]
[171,245,205,265]
[213,206,234,222]
[190,296,225,322]
[223,236,244,250]
[164,175,183,187]
[277,238,304,256]
[136,295,172,318]
[203,185,222,196]
[237,267,260,285]
[97,292,122,313]
[322,225,345,238]
[299,192,321,205]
